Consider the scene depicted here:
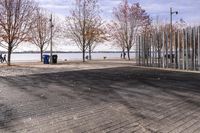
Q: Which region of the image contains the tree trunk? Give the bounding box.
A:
[89,44,92,60]
[7,46,12,66]
[175,32,178,69]
[83,45,85,62]
[139,36,141,65]
[40,47,43,62]
[83,50,85,62]
[127,48,130,60]
[122,48,125,59]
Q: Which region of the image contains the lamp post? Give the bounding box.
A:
[49,14,54,64]
[170,7,178,65]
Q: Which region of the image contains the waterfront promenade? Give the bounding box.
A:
[0,60,200,133]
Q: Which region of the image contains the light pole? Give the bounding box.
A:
[170,7,178,65]
[49,14,54,64]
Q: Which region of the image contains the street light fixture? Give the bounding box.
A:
[170,7,178,65]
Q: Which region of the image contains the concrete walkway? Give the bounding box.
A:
[0,66,200,133]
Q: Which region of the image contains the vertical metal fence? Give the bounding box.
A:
[136,26,200,71]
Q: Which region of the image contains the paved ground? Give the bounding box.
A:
[0,63,200,133]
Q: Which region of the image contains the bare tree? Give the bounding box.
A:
[107,22,126,59]
[112,0,150,60]
[0,0,37,66]
[30,9,50,61]
[87,24,107,60]
[30,9,61,62]
[66,0,103,62]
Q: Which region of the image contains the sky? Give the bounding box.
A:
[1,0,200,52]
[27,0,199,52]
[36,0,200,24]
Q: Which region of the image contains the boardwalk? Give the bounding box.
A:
[0,63,200,133]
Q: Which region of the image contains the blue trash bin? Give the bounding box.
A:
[43,55,50,64]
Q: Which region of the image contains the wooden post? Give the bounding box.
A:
[156,33,158,67]
[175,31,178,69]
[136,36,138,65]
[186,28,189,70]
[155,33,157,67]
[162,32,165,68]
[142,36,144,66]
[141,36,142,66]
[147,36,150,67]
[150,35,152,66]
[144,36,146,66]
[190,28,193,70]
[145,36,149,67]
[157,33,159,67]
[139,36,141,66]
[159,33,160,67]
[198,27,200,70]
[183,29,185,70]
[158,33,161,67]
[178,30,181,69]
[166,32,168,68]
[143,36,146,66]
[191,28,194,70]
[193,27,196,70]
[152,34,155,67]
[156,33,159,67]
[137,36,139,65]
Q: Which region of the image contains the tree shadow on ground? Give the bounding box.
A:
[1,67,200,132]
[0,104,15,129]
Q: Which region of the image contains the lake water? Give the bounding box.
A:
[9,52,136,62]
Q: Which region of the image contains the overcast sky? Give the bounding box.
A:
[2,0,200,52]
[20,0,200,51]
[36,0,200,24]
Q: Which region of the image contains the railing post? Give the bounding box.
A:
[178,30,181,69]
[198,27,200,70]
[150,35,152,67]
[166,32,168,68]
[193,27,196,70]
[183,29,185,70]
[162,32,165,68]
[186,28,189,70]
[139,36,141,66]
